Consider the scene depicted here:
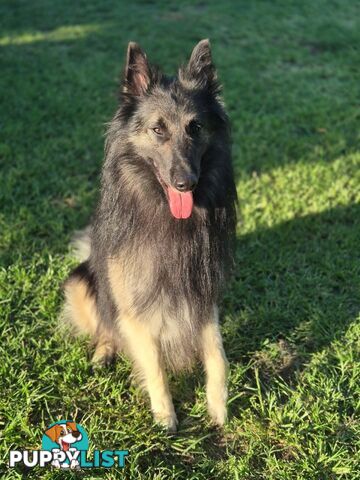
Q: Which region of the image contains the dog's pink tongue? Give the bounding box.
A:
[62,442,69,452]
[167,188,193,219]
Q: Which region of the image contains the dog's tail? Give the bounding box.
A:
[70,225,92,262]
[61,227,98,337]
[61,261,99,338]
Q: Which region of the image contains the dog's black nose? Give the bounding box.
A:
[72,431,81,438]
[174,174,197,192]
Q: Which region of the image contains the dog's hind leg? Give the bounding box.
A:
[120,314,178,432]
[62,263,119,366]
[200,306,229,427]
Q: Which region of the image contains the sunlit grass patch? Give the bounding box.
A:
[0,24,101,46]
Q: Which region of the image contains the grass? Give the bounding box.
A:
[0,0,360,478]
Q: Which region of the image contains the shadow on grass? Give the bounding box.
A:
[221,202,360,417]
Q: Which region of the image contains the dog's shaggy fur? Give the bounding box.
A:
[63,39,237,431]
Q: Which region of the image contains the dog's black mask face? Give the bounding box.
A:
[119,40,225,207]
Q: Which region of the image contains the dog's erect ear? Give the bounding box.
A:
[183,39,218,93]
[45,424,61,443]
[123,42,151,97]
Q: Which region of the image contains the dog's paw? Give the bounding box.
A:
[153,410,178,433]
[70,459,80,469]
[91,351,116,369]
[207,390,228,427]
[51,460,61,469]
[208,402,227,427]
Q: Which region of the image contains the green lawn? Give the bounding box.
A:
[1,1,360,478]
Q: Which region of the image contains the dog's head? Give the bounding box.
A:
[44,422,82,451]
[115,39,228,219]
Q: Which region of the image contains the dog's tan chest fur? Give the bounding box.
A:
[107,254,200,370]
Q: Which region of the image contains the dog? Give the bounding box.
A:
[45,422,82,468]
[45,421,82,451]
[62,39,237,432]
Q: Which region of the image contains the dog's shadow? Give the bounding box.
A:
[222,202,359,414]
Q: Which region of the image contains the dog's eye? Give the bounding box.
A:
[187,121,202,136]
[152,127,163,136]
[60,430,66,436]
[67,428,72,433]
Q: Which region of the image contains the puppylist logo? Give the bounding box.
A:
[9,420,129,470]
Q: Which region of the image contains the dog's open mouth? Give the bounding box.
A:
[152,163,194,220]
[61,441,70,451]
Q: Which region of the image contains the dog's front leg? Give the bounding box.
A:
[121,315,178,432]
[201,307,229,426]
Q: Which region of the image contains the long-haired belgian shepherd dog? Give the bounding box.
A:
[63,39,237,432]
